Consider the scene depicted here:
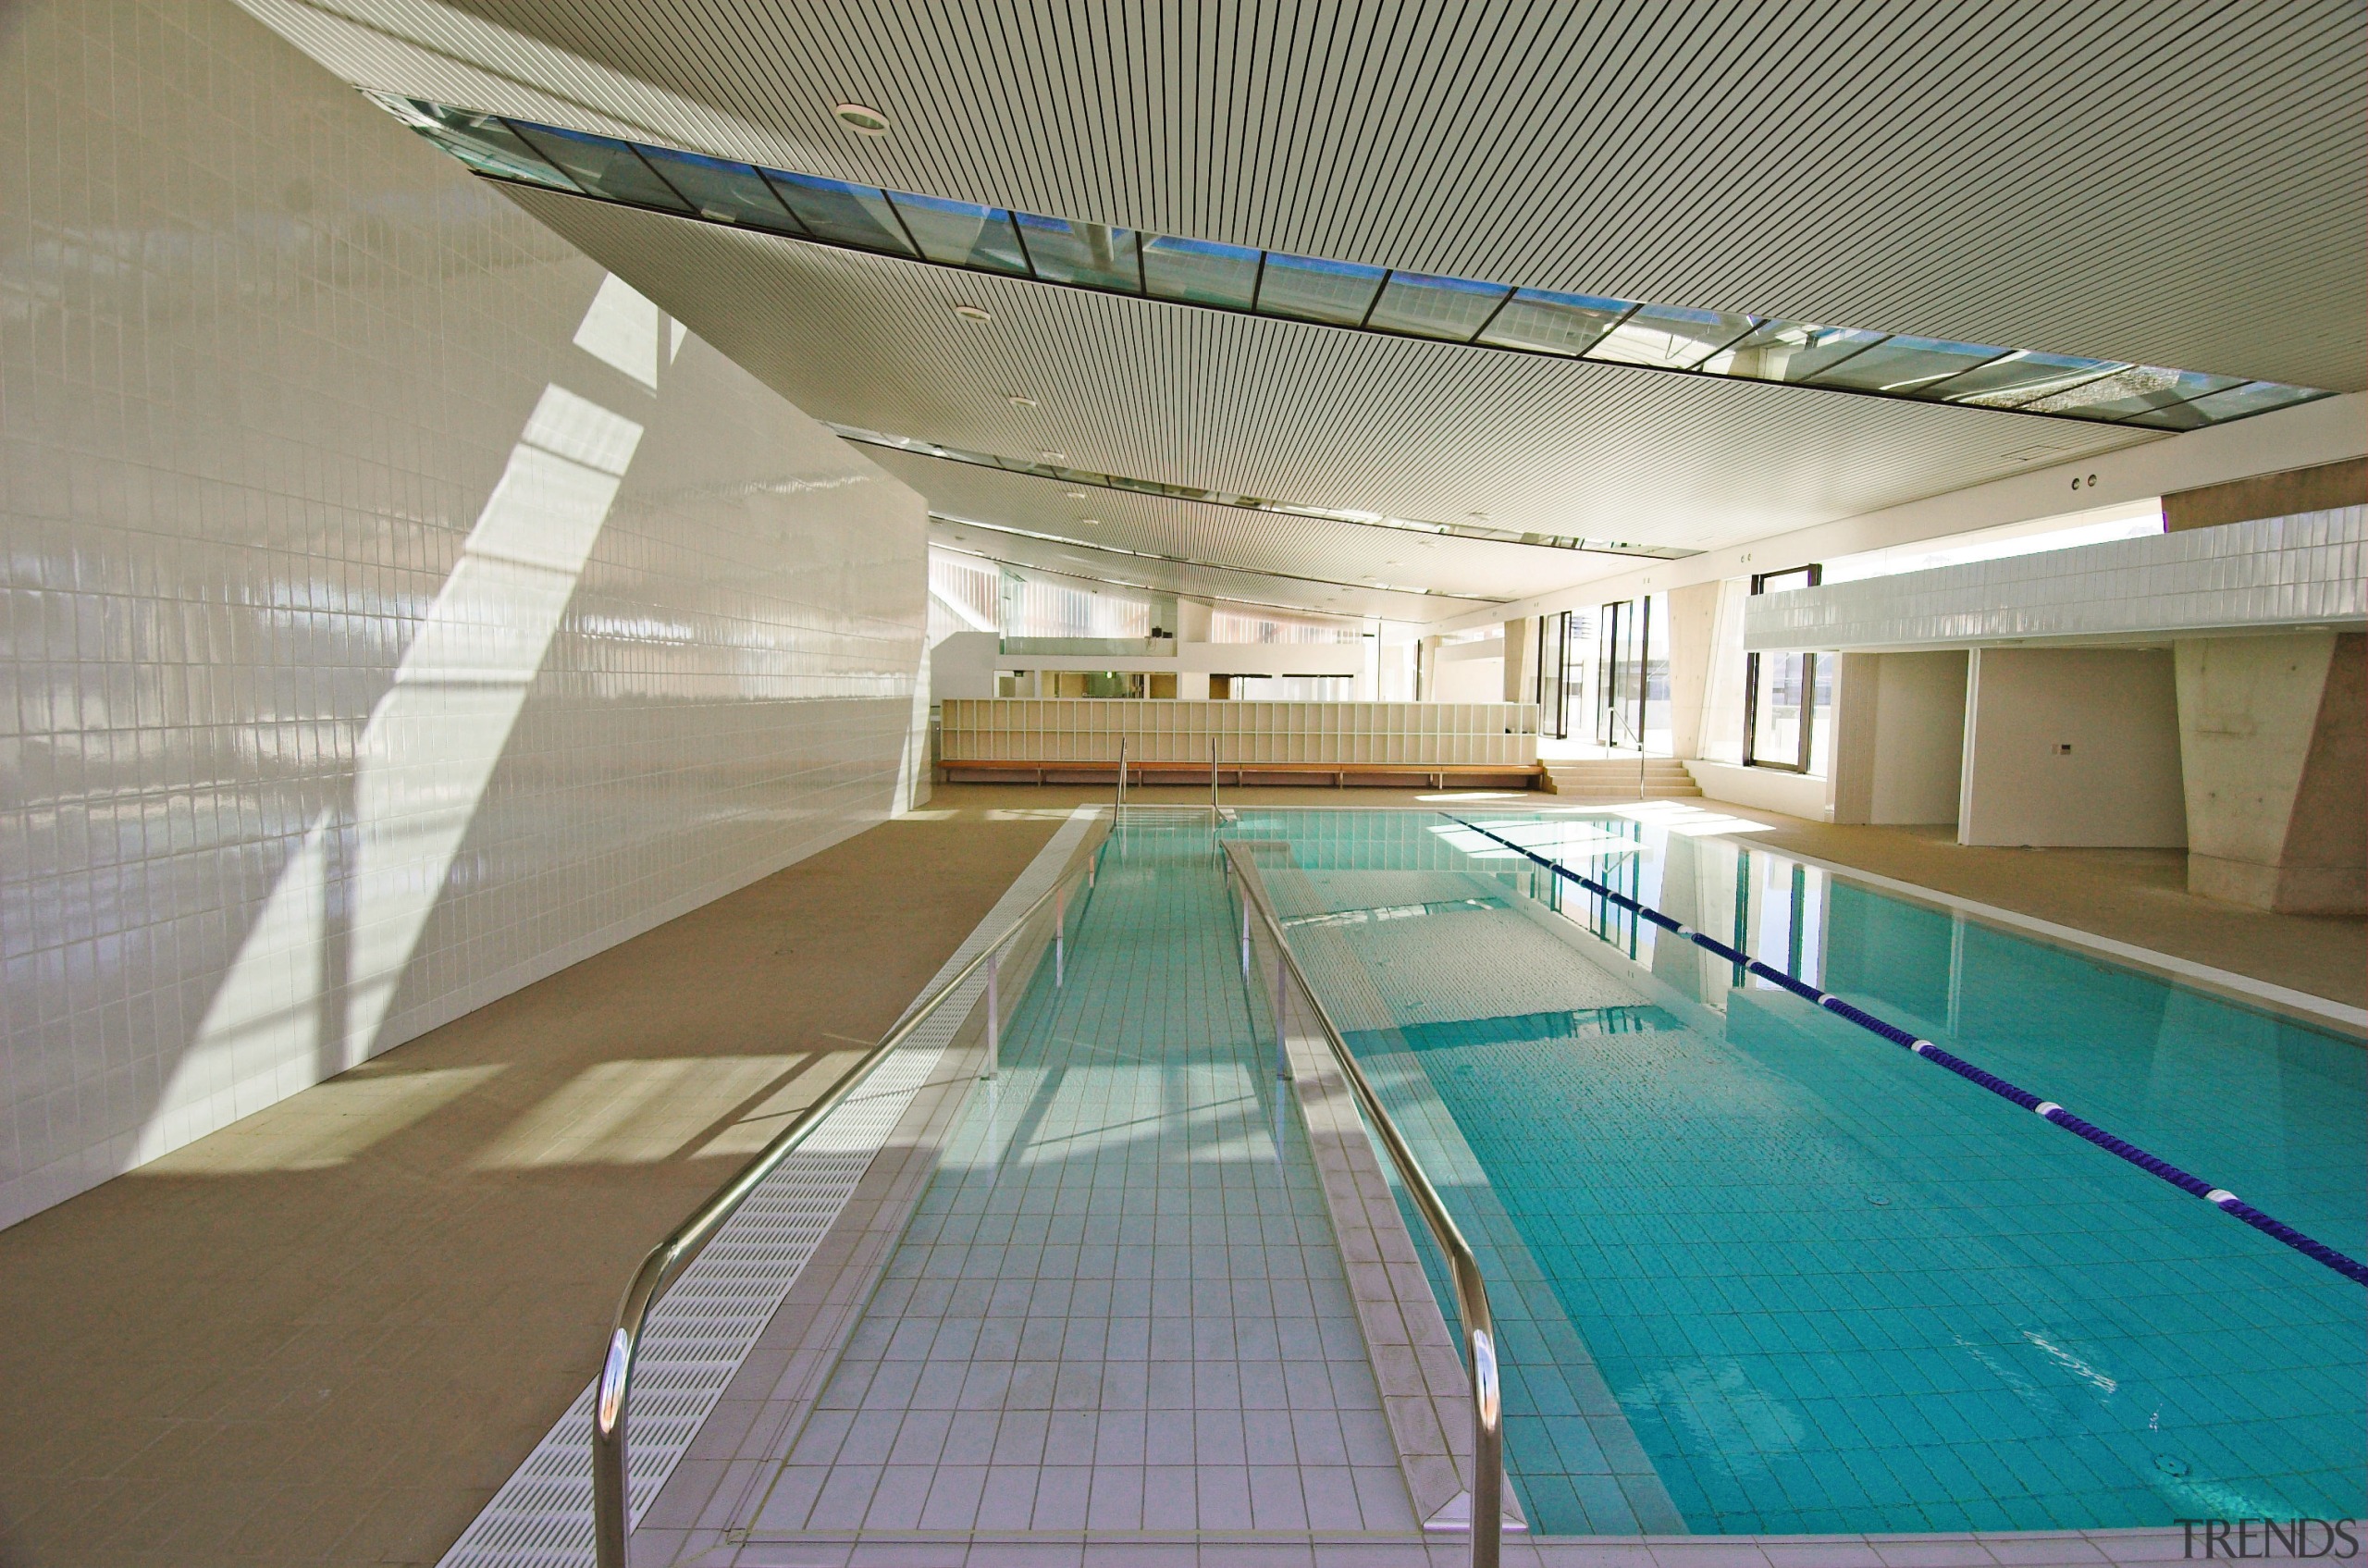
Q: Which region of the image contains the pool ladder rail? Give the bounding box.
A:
[1222,838,1510,1568]
[588,824,1108,1568]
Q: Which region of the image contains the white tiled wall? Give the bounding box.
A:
[1745,507,2367,650]
[0,0,930,1228]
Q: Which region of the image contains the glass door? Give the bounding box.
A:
[1597,599,1646,748]
[1744,565,1821,771]
[1535,611,1573,739]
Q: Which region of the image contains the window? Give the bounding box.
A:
[1366,273,1511,341]
[1141,236,1262,308]
[1534,611,1582,739]
[508,123,693,212]
[1015,215,1141,291]
[1744,566,1822,772]
[1597,597,1667,751]
[634,144,803,232]
[764,171,915,254]
[888,192,1030,274]
[1255,253,1386,325]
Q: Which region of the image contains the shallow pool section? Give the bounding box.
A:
[1229,809,2366,1537]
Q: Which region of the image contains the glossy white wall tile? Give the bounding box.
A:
[0,0,930,1228]
[1745,506,2367,652]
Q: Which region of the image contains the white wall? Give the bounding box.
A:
[0,0,929,1228]
[1432,656,1505,702]
[1684,760,1833,821]
[1958,649,2186,847]
[1832,652,1969,825]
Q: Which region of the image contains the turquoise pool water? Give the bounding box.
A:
[1224,807,2366,1537]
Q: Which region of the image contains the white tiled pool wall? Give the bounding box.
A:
[0,0,931,1229]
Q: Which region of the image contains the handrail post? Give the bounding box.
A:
[1054,888,1066,986]
[1116,735,1127,820]
[983,945,1000,1080]
[1211,737,1219,816]
[1240,895,1252,978]
[1471,1323,1504,1568]
[1272,945,1290,1081]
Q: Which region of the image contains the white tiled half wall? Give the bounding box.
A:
[1745,506,2367,651]
[0,0,931,1228]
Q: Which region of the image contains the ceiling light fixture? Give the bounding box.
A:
[832,103,890,135]
[952,303,992,322]
[1065,490,1090,500]
[1079,517,1102,525]
[1038,450,1067,461]
[1005,394,1038,407]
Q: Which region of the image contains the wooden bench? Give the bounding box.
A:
[938,759,1545,790]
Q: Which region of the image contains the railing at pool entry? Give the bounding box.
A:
[589,823,1107,1568]
[1221,839,1509,1568]
[1446,814,2368,1290]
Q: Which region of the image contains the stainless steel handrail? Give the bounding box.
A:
[1220,840,1504,1568]
[591,829,1105,1567]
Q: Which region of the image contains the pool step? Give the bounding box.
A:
[1541,758,1704,799]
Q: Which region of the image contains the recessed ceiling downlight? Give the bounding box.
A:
[1065,490,1090,500]
[833,103,889,135]
[1079,517,1103,526]
[1005,394,1039,408]
[952,303,992,322]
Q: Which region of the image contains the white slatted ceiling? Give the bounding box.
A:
[243,0,2363,388]
[492,189,2151,613]
[238,0,2363,616]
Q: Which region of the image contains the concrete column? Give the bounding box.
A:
[1663,581,1721,759]
[1501,618,1535,704]
[1829,652,1881,825]
[2175,632,2365,912]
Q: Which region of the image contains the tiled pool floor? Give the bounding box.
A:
[735,823,1416,1537]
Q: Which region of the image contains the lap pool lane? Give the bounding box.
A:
[1233,808,2366,1537]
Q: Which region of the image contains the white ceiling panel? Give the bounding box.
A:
[497,186,2157,553]
[245,0,2365,390]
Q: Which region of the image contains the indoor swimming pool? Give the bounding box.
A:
[1218,807,2367,1537]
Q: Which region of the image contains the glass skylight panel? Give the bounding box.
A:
[1805,335,2009,393]
[1365,273,1512,340]
[764,171,917,255]
[508,123,694,212]
[888,192,1029,274]
[1706,322,1885,382]
[1585,303,1755,370]
[2017,365,2245,422]
[2123,379,2325,429]
[1917,350,2123,408]
[1141,236,1262,308]
[368,95,580,191]
[1255,253,1387,325]
[1474,289,1633,356]
[634,144,802,233]
[1014,216,1142,291]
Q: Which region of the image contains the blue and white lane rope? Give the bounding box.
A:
[1445,815,2368,1289]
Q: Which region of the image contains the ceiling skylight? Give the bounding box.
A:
[370,93,2335,432]
[826,424,1697,559]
